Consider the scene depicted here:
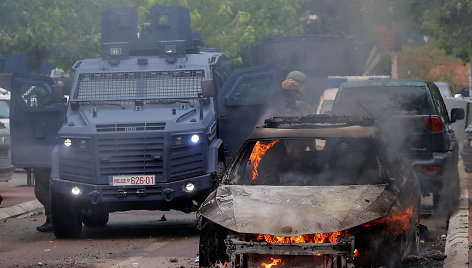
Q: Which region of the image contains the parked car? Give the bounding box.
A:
[0,86,12,181]
[434,81,453,100]
[462,123,472,172]
[316,87,338,114]
[330,80,464,213]
[198,116,421,268]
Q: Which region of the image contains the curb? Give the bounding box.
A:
[444,160,469,268]
[443,206,469,267]
[0,199,43,221]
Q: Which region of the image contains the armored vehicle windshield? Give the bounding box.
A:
[74,69,206,101]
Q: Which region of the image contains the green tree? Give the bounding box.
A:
[0,0,117,72]
[140,0,309,67]
[408,0,472,63]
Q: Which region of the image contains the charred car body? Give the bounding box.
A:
[198,116,421,268]
[9,6,280,238]
[330,80,464,213]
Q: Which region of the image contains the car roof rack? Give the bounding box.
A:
[263,115,375,129]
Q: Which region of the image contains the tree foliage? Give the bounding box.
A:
[398,42,468,89]
[408,0,472,63]
[0,0,310,71]
[0,0,114,71]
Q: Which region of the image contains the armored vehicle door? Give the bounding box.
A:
[217,66,278,162]
[10,73,65,168]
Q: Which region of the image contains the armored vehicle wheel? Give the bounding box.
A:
[83,207,109,227]
[199,219,229,267]
[51,191,82,238]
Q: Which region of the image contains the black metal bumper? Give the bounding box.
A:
[51,174,213,212]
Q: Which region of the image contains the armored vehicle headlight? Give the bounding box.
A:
[64,139,72,147]
[191,134,200,144]
[173,136,183,145]
[78,139,89,149]
[185,183,195,192]
[71,186,81,195]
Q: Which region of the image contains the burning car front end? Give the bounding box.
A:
[198,183,417,268]
[197,121,421,268]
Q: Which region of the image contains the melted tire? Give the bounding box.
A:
[51,191,82,238]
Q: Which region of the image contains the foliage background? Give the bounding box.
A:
[1,0,471,89]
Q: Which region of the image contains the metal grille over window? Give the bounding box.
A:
[144,70,204,97]
[230,77,272,105]
[76,72,139,99]
[75,70,204,100]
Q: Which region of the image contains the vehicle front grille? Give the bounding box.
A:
[60,149,94,181]
[0,148,9,160]
[97,136,164,178]
[169,145,204,180]
[96,123,166,132]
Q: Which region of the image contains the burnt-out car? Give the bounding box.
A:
[197,116,421,268]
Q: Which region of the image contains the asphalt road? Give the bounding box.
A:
[0,210,199,268]
[0,203,449,268]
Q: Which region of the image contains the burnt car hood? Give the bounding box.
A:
[198,184,397,236]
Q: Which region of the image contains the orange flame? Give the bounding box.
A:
[249,140,279,180]
[210,260,228,267]
[261,257,282,268]
[364,205,414,235]
[256,232,341,244]
[354,249,359,258]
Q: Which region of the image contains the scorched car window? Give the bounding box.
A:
[334,86,433,116]
[228,138,382,186]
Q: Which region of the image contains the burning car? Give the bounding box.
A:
[197,116,421,268]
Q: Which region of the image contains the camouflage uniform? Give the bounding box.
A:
[281,71,313,116]
[34,168,52,232]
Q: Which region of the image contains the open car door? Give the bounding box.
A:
[217,66,278,162]
[10,73,66,168]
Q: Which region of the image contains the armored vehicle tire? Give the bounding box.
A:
[199,219,229,267]
[51,192,82,238]
[83,207,109,227]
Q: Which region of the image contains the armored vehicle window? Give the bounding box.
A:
[157,13,169,25]
[76,72,139,99]
[20,84,50,108]
[334,86,433,116]
[228,138,382,186]
[0,100,9,118]
[144,70,204,97]
[229,76,273,106]
[75,70,205,100]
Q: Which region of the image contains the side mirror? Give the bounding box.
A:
[451,108,465,122]
[201,80,216,98]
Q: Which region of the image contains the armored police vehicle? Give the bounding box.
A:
[9,6,277,238]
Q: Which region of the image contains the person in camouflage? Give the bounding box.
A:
[281,71,313,116]
[34,168,52,232]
